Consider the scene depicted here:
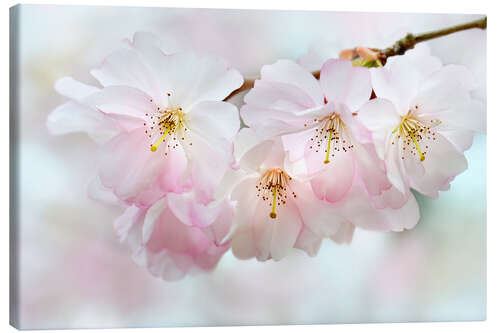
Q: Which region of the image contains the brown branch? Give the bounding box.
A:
[378,16,487,64]
[224,16,486,101]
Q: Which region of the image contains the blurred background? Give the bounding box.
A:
[12,5,486,329]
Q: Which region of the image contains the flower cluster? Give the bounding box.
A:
[48,32,484,280]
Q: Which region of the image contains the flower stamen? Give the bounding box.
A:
[324,129,333,164]
[145,93,190,154]
[393,110,441,162]
[256,168,296,220]
[270,186,278,219]
[304,113,354,163]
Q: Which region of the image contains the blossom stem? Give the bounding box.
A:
[224,16,486,100]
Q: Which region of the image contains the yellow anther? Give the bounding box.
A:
[150,131,168,152]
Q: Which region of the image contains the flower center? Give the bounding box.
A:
[392,110,441,162]
[256,168,296,219]
[304,113,354,164]
[145,93,190,155]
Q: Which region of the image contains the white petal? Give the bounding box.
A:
[91,48,162,102]
[294,181,346,237]
[330,222,355,244]
[268,201,302,261]
[167,191,221,228]
[410,133,468,198]
[157,52,243,109]
[114,205,143,242]
[142,197,168,243]
[357,98,400,159]
[320,59,372,110]
[294,225,323,256]
[55,77,99,100]
[83,86,154,119]
[47,101,120,143]
[260,59,323,105]
[371,56,420,113]
[187,100,240,149]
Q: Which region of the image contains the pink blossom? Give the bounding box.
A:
[48,32,244,205]
[113,191,233,281]
[358,46,485,198]
[241,58,407,208]
[220,130,351,261]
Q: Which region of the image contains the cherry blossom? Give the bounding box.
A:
[358,47,485,198]
[241,58,409,208]
[113,191,233,281]
[48,32,244,205]
[46,25,484,277]
[220,129,351,261]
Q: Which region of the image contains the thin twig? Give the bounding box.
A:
[379,17,487,63]
[224,16,486,101]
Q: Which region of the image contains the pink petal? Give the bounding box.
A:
[309,150,355,203]
[409,133,468,198]
[294,225,323,257]
[320,59,372,111]
[182,130,232,203]
[83,86,154,120]
[339,181,420,232]
[99,128,166,202]
[357,98,400,160]
[114,205,144,242]
[240,81,319,138]
[371,56,420,113]
[167,191,222,228]
[142,198,168,244]
[354,143,391,196]
[55,77,99,100]
[260,59,323,105]
[330,222,355,244]
[293,181,346,237]
[47,101,120,143]
[399,44,442,79]
[187,100,240,161]
[91,48,162,102]
[156,52,243,109]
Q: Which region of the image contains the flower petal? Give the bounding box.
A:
[320,59,372,110]
[187,100,240,161]
[182,130,232,203]
[167,191,222,228]
[91,48,162,102]
[99,128,166,202]
[294,225,323,256]
[114,205,144,242]
[260,59,323,105]
[55,77,99,100]
[330,222,355,244]
[309,150,355,203]
[357,98,400,159]
[371,56,420,113]
[156,52,243,109]
[293,181,346,237]
[83,86,154,120]
[47,101,120,143]
[142,197,168,243]
[410,133,468,198]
